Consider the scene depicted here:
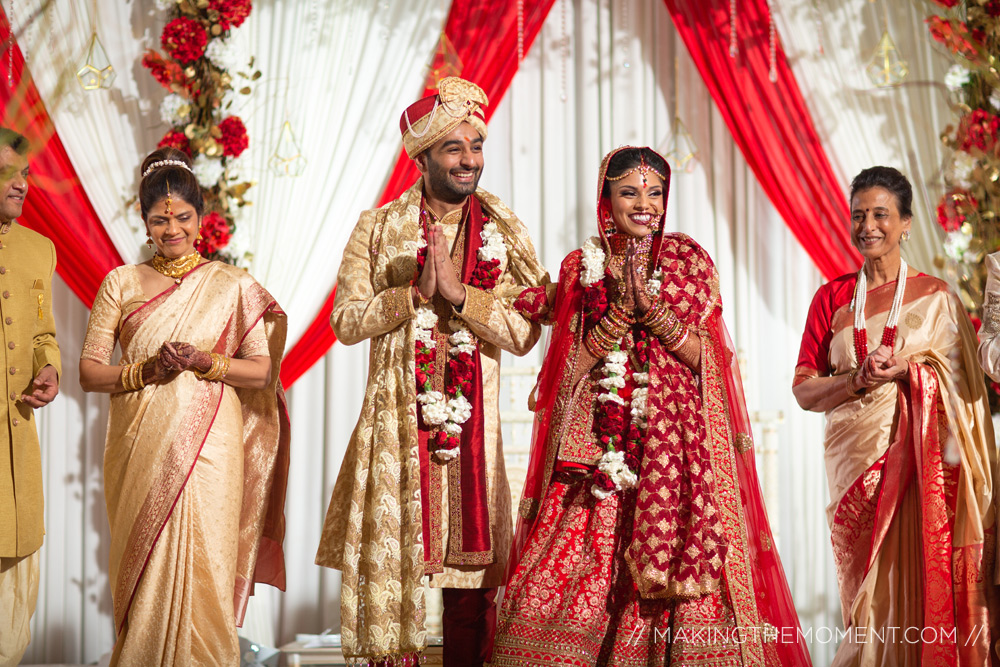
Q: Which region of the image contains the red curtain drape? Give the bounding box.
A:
[1,9,123,308]
[280,0,557,387]
[662,0,860,282]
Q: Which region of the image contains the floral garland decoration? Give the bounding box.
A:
[144,0,259,264]
[413,217,507,461]
[579,237,659,499]
[926,0,1000,408]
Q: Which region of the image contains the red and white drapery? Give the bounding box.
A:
[2,0,858,385]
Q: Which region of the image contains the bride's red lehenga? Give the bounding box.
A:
[489,147,812,667]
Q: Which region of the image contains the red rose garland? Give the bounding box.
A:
[413,214,507,460]
[161,17,208,64]
[195,211,233,255]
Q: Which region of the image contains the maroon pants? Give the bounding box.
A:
[442,587,497,667]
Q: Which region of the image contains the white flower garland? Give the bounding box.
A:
[646,267,664,297]
[580,236,606,287]
[413,219,508,462]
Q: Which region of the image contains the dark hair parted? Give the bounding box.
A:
[0,127,29,155]
[601,147,670,198]
[849,166,913,219]
[138,147,204,220]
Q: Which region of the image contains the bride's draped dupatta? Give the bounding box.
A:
[813,276,1000,665]
[510,147,811,665]
[103,262,289,633]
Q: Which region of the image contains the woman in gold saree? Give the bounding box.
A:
[793,166,1000,665]
[79,148,290,666]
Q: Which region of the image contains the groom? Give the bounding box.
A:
[315,77,548,667]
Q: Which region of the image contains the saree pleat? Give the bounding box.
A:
[83,262,288,666]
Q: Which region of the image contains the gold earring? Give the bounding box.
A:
[145,235,153,248]
[197,227,203,241]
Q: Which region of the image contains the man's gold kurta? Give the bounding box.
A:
[0,222,61,559]
[315,180,548,661]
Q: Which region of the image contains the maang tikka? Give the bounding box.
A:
[165,179,173,216]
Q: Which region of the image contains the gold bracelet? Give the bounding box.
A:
[607,302,635,327]
[845,368,863,398]
[196,353,231,381]
[120,360,147,392]
[665,325,689,352]
[585,326,617,358]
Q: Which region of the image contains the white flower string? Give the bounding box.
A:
[580,236,606,287]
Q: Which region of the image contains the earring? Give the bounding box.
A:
[145,235,153,248]
[197,228,203,241]
[902,230,911,242]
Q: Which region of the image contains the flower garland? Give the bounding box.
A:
[414,218,507,461]
[926,0,1000,410]
[143,0,257,265]
[578,237,659,499]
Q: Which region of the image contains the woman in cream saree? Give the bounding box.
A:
[794,166,1000,665]
[80,149,289,666]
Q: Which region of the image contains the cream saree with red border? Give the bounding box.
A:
[82,262,289,666]
[813,275,1000,666]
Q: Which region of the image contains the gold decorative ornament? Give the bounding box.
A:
[151,251,202,280]
[267,120,307,177]
[865,29,908,87]
[76,30,116,91]
[662,57,699,173]
[425,32,463,89]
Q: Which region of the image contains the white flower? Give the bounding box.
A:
[159,94,190,126]
[632,372,649,385]
[449,328,474,346]
[192,154,226,188]
[598,375,626,390]
[952,151,977,188]
[580,237,606,286]
[631,387,648,424]
[204,38,245,72]
[414,306,439,330]
[617,466,638,489]
[478,223,508,264]
[442,422,463,436]
[414,327,436,346]
[446,396,472,424]
[154,0,176,10]
[598,449,626,471]
[434,447,460,462]
[420,401,448,426]
[597,392,625,406]
[943,229,972,262]
[450,343,477,357]
[991,89,1000,112]
[944,64,971,92]
[606,349,628,366]
[591,484,614,500]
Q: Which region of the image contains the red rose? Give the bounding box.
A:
[416,369,429,387]
[217,116,249,157]
[957,109,1000,154]
[209,0,253,31]
[142,50,187,89]
[157,129,191,156]
[194,211,232,255]
[972,316,983,333]
[624,453,640,472]
[936,189,977,232]
[161,17,208,64]
[926,16,982,60]
[593,470,616,492]
[986,1,1000,17]
[432,431,448,446]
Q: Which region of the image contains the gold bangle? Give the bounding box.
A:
[121,360,146,392]
[665,326,689,352]
[846,368,863,398]
[196,353,231,381]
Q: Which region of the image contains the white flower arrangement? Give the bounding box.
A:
[580,236,606,287]
[204,38,245,72]
[944,228,976,263]
[159,93,191,126]
[477,222,508,264]
[192,154,226,189]
[591,449,639,500]
[630,386,649,429]
[991,89,1000,112]
[414,306,439,331]
[952,151,977,189]
[417,392,448,426]
[944,64,971,92]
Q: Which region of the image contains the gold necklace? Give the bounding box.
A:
[151,251,202,282]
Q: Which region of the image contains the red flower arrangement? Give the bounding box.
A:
[217,116,249,157]
[957,109,1000,154]
[195,211,233,255]
[158,129,192,156]
[209,0,252,31]
[161,17,208,64]
[142,51,187,90]
[582,278,610,329]
[470,258,502,289]
[932,0,960,6]
[936,189,978,233]
[927,16,984,60]
[986,1,1000,17]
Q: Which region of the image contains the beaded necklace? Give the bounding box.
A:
[850,259,907,364]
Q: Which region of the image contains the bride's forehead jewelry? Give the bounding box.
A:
[165,180,173,216]
[605,154,666,188]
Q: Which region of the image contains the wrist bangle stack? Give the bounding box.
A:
[196,353,231,381]
[846,368,864,398]
[121,359,148,392]
[585,306,633,357]
[645,303,689,351]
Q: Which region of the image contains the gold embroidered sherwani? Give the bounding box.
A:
[315,180,548,661]
[0,223,60,667]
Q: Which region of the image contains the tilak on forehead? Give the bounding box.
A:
[399,77,489,158]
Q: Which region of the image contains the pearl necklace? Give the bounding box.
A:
[850,259,907,364]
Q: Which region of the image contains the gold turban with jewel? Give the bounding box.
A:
[399,77,489,158]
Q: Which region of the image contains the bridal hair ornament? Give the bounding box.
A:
[605,153,666,188]
[164,180,173,216]
[141,159,194,179]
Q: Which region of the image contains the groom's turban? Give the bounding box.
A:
[399,77,489,158]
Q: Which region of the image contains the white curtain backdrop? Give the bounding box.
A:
[17,0,966,664]
[6,0,447,346]
[773,0,954,278]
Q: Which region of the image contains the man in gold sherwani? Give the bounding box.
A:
[315,78,548,667]
[0,127,62,666]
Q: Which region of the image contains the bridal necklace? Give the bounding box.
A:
[850,258,907,364]
[151,251,202,283]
